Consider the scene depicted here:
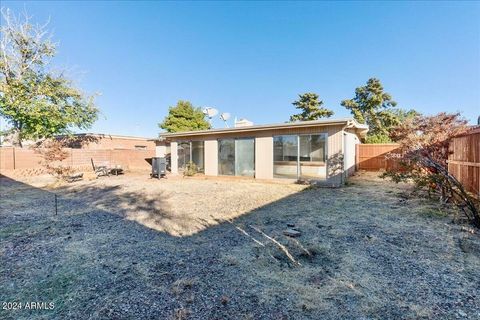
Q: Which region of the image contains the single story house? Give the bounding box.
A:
[156,118,368,186]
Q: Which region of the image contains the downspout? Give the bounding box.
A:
[340,121,354,186]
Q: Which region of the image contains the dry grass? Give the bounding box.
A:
[47,173,307,236]
[1,171,480,319]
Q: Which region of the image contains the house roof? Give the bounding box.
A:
[57,133,154,141]
[157,118,368,140]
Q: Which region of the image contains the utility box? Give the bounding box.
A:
[151,157,167,179]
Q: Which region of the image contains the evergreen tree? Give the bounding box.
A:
[290,93,334,122]
[159,100,210,133]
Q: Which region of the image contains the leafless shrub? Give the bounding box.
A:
[34,139,73,180]
[382,112,480,227]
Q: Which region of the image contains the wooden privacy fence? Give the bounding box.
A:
[447,129,480,197]
[356,144,401,171]
[0,147,155,174]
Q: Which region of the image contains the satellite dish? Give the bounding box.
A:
[202,107,218,118]
[220,113,231,128]
[202,107,218,126]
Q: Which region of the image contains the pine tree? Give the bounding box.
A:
[289,93,334,122]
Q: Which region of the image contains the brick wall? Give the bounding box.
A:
[0,147,155,174]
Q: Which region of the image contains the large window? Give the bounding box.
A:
[274,134,327,180]
[178,141,204,173]
[218,138,255,176]
[273,135,298,179]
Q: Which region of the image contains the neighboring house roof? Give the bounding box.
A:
[56,133,154,141]
[158,118,369,139]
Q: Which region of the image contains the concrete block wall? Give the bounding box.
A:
[0,147,155,174]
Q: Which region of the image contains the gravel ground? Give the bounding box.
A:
[1,171,479,319]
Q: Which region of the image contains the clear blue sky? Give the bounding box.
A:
[2,1,480,138]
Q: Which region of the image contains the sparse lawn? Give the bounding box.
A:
[1,171,479,319]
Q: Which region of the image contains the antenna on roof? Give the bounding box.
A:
[202,107,218,126]
[220,112,231,128]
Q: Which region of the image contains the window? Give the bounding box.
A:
[274,134,327,180]
[273,135,298,179]
[218,138,255,176]
[135,145,147,150]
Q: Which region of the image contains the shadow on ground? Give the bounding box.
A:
[1,173,480,320]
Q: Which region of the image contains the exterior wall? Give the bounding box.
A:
[343,130,360,177]
[325,126,345,187]
[255,137,273,179]
[156,145,167,157]
[204,140,218,176]
[170,142,178,175]
[166,124,349,185]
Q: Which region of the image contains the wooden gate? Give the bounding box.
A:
[447,129,480,196]
[356,144,400,171]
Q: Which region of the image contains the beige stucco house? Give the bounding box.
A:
[156,118,368,186]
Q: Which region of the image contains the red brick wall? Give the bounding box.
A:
[0,147,154,174]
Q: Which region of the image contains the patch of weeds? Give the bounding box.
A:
[296,242,332,265]
[171,278,196,296]
[220,295,229,305]
[241,313,255,320]
[221,254,239,266]
[300,302,314,312]
[308,273,330,287]
[172,307,191,320]
[0,223,26,239]
[15,270,80,317]
[396,192,411,200]
[419,207,449,218]
[183,161,197,177]
[458,237,480,254]
[344,180,355,186]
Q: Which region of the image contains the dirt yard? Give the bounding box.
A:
[1,171,479,319]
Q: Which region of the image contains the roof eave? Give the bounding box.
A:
[158,118,362,139]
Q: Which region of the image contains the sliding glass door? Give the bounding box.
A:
[191,141,205,173]
[274,134,327,180]
[178,142,191,170]
[235,138,255,177]
[178,141,204,173]
[218,138,255,177]
[218,139,235,175]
